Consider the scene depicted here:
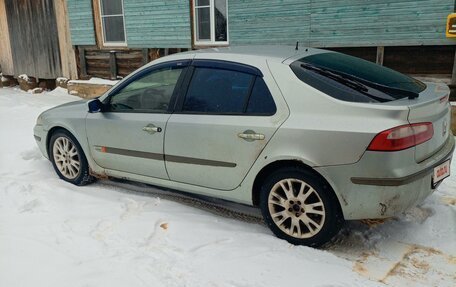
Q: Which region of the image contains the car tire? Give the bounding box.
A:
[259,167,343,247]
[48,129,95,186]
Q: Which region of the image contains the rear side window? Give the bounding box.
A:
[247,78,276,114]
[182,67,276,115]
[290,52,426,103]
[183,67,252,113]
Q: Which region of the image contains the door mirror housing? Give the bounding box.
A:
[88,99,104,113]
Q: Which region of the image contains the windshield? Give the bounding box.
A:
[290,52,426,103]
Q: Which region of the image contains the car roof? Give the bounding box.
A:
[166,45,328,63]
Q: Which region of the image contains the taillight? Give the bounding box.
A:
[367,123,433,151]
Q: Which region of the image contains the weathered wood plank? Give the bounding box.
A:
[0,0,14,75]
[67,0,96,45]
[376,46,385,65]
[109,51,117,80]
[123,0,191,48]
[78,47,87,77]
[5,0,62,79]
[54,0,78,79]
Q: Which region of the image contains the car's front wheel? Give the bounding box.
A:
[49,129,94,186]
[259,167,343,247]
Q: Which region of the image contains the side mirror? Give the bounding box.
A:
[88,99,103,113]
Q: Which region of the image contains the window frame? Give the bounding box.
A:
[193,0,229,46]
[102,60,191,114]
[174,60,276,116]
[98,0,128,47]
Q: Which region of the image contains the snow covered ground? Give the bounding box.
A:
[0,86,454,287]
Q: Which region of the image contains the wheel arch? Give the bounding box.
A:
[251,160,343,214]
[46,125,86,159]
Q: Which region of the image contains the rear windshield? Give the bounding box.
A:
[290,52,426,103]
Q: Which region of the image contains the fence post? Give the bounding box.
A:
[109,51,117,80]
[376,46,384,66]
[142,48,149,65]
[78,47,87,78]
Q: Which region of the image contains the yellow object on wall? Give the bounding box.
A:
[446,13,456,38]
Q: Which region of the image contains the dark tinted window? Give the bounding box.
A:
[291,52,426,103]
[246,78,276,114]
[183,67,253,113]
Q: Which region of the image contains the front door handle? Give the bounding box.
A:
[142,124,162,134]
[238,130,265,141]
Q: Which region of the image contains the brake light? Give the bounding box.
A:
[367,123,433,151]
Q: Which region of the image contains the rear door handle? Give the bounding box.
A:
[238,130,265,141]
[142,124,162,134]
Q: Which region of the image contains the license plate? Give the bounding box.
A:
[433,160,451,187]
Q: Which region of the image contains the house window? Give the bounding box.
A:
[99,0,126,46]
[194,0,228,45]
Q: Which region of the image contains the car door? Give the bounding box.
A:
[164,60,284,190]
[86,60,189,179]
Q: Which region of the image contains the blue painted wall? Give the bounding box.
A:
[309,0,454,47]
[67,0,455,47]
[229,0,455,47]
[229,0,311,46]
[67,0,96,45]
[124,0,191,48]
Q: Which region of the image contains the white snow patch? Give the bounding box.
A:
[68,77,118,86]
[18,74,29,81]
[56,77,68,82]
[47,87,73,97]
[0,86,454,287]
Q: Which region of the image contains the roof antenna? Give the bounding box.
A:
[295,41,299,51]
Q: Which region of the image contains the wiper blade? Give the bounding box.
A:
[301,63,419,100]
[300,63,390,102]
[350,76,419,100]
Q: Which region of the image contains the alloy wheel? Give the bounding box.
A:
[52,136,81,179]
[268,178,326,239]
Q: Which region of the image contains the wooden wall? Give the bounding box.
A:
[5,0,62,79]
[67,0,191,48]
[328,46,456,75]
[67,0,455,48]
[229,0,455,47]
[309,0,454,47]
[54,0,78,79]
[0,0,14,75]
[67,0,96,45]
[124,0,191,48]
[229,0,311,46]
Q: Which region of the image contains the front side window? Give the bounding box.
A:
[108,67,184,112]
[100,0,126,46]
[194,0,228,45]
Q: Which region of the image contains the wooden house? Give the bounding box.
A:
[68,0,456,81]
[1,0,455,83]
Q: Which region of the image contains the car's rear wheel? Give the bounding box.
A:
[259,167,343,247]
[49,130,95,186]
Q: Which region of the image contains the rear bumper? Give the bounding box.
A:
[316,136,455,220]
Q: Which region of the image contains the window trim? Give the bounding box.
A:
[102,60,191,114]
[98,0,128,47]
[174,60,276,116]
[193,0,229,46]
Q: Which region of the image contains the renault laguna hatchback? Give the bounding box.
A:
[34,46,454,246]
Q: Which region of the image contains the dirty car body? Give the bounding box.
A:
[34,46,454,246]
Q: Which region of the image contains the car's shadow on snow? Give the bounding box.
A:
[96,177,394,250]
[98,178,265,225]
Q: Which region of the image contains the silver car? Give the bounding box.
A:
[34,46,454,246]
